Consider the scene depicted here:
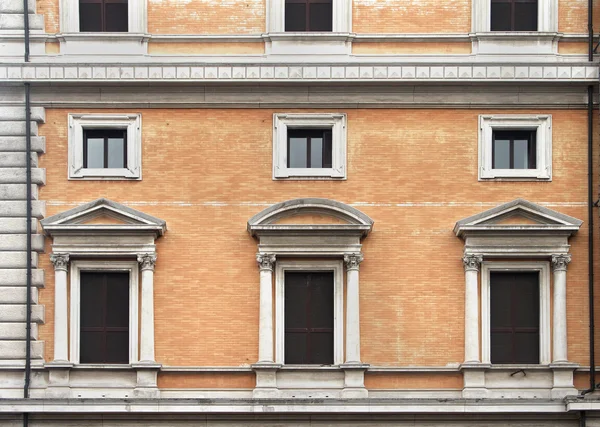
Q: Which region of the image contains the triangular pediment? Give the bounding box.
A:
[41,198,166,236]
[454,198,582,237]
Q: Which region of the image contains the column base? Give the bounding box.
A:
[460,362,491,399]
[341,363,369,399]
[45,362,74,398]
[252,362,282,397]
[132,363,161,398]
[550,362,579,399]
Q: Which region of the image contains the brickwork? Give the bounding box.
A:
[37,108,597,375]
[352,42,472,55]
[147,42,264,55]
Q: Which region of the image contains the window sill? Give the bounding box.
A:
[265,32,352,56]
[279,365,343,371]
[70,364,134,369]
[470,32,561,56]
[57,32,150,56]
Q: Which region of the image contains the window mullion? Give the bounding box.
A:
[102,273,108,363]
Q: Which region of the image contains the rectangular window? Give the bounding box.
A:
[79,0,128,32]
[492,130,536,170]
[83,129,127,169]
[284,0,332,32]
[284,271,334,364]
[490,271,539,364]
[491,0,537,31]
[80,272,130,364]
[287,129,333,169]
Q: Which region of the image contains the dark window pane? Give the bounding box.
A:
[285,332,308,364]
[79,1,102,32]
[80,272,104,327]
[491,332,513,364]
[491,1,511,31]
[490,273,511,328]
[309,1,332,31]
[514,332,539,363]
[285,272,308,329]
[285,2,306,31]
[310,332,334,364]
[105,1,128,32]
[322,130,333,168]
[106,273,129,327]
[493,138,510,169]
[86,138,105,168]
[80,331,104,363]
[514,273,539,327]
[309,273,334,328]
[515,1,537,31]
[106,331,129,363]
[107,137,126,168]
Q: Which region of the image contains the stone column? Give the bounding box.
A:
[256,253,276,363]
[552,254,571,363]
[137,253,157,363]
[50,253,70,362]
[462,254,483,364]
[344,253,364,364]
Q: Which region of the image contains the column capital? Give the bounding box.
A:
[344,253,364,271]
[462,254,483,272]
[50,253,70,272]
[138,253,157,271]
[552,254,571,272]
[256,253,276,271]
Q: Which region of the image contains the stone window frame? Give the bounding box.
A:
[273,113,347,180]
[60,0,147,33]
[275,259,344,365]
[267,0,351,33]
[69,260,140,365]
[68,113,142,180]
[480,261,551,365]
[472,0,558,32]
[478,114,552,181]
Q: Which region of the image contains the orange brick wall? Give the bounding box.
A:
[37,108,597,375]
[352,42,472,55]
[147,42,264,55]
[158,372,255,388]
[559,0,600,33]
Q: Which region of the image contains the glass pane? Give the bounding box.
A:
[514,273,539,328]
[310,138,323,168]
[81,273,104,327]
[79,2,102,32]
[80,331,104,363]
[289,137,308,168]
[285,273,308,329]
[285,332,308,364]
[86,138,105,168]
[491,331,513,364]
[515,1,537,31]
[514,332,539,363]
[323,131,333,168]
[105,2,128,32]
[513,138,530,169]
[491,1,511,31]
[106,331,129,363]
[107,137,125,168]
[106,273,129,327]
[285,2,306,31]
[309,273,334,328]
[310,332,334,364]
[493,138,510,169]
[490,273,512,328]
[309,1,332,31]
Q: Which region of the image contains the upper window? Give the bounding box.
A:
[79,0,128,32]
[68,114,142,180]
[478,115,551,180]
[80,271,130,364]
[490,271,539,364]
[491,0,537,31]
[285,0,332,32]
[273,113,346,180]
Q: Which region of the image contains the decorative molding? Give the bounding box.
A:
[343,253,364,271]
[50,253,70,272]
[551,254,571,272]
[256,253,276,271]
[137,254,157,271]
[462,254,483,272]
[2,64,597,83]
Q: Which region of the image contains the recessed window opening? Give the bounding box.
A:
[79,0,128,32]
[284,0,333,32]
[83,129,127,169]
[490,271,540,364]
[284,271,334,364]
[287,129,333,169]
[491,0,537,31]
[80,271,130,364]
[492,130,536,170]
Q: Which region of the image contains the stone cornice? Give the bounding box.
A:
[1,63,597,83]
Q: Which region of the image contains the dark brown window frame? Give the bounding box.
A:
[284,271,334,365]
[80,271,129,364]
[286,128,333,169]
[492,129,536,170]
[490,0,538,31]
[83,128,127,169]
[284,0,333,32]
[79,0,128,32]
[490,271,540,364]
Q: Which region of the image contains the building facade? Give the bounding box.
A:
[1,0,600,425]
